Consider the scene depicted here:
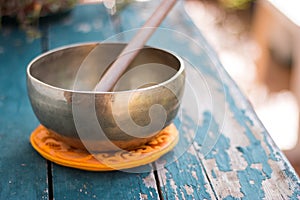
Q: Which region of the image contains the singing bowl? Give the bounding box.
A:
[27,42,185,152]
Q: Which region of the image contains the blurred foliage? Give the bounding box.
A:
[219,0,254,10]
[0,0,77,38]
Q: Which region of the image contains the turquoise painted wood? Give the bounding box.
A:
[52,165,159,200]
[0,27,48,199]
[117,1,300,199]
[0,1,299,200]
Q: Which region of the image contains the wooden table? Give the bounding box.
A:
[1,1,299,199]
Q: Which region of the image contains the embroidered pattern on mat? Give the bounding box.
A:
[30,124,179,171]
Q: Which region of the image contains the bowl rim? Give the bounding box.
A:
[27,42,185,94]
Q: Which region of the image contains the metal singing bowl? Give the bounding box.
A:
[27,42,185,152]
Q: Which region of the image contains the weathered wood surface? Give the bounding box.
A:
[0,1,299,199]
[118,1,300,199]
[0,27,48,199]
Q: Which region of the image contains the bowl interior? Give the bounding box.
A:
[29,43,181,92]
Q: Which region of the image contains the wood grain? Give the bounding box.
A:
[0,27,48,199]
[1,1,299,199]
[117,1,300,199]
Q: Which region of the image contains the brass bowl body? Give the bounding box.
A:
[27,43,185,152]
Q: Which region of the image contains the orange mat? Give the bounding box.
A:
[30,124,179,171]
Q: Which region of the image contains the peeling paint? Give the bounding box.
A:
[180,190,186,200]
[236,141,272,178]
[262,132,278,161]
[191,170,198,181]
[211,169,216,179]
[204,159,243,198]
[223,84,273,199]
[237,166,265,199]
[170,179,179,200]
[282,161,300,199]
[206,134,231,172]
[142,173,156,189]
[139,172,159,199]
[156,159,168,186]
[187,146,198,157]
[250,163,263,171]
[139,193,148,200]
[184,184,194,195]
[291,188,300,199]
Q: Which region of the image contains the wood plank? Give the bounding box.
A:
[178,4,300,200]
[0,26,48,199]
[117,1,219,199]
[179,3,300,199]
[200,81,300,199]
[155,117,217,200]
[47,4,160,199]
[52,165,159,200]
[117,1,300,199]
